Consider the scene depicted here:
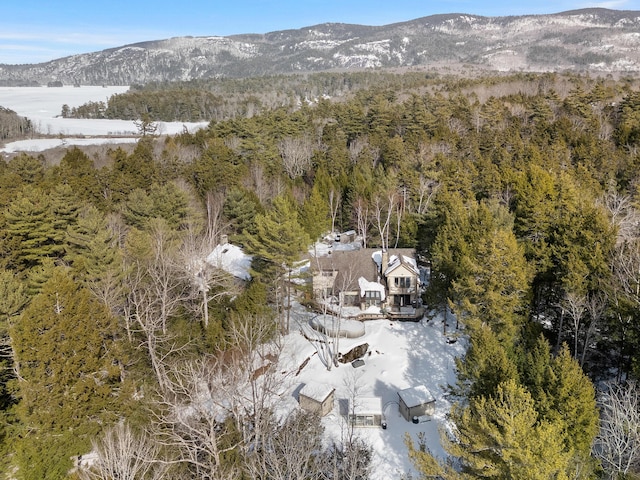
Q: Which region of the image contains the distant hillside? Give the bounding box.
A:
[1,8,639,86]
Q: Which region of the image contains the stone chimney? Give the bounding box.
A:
[381,249,389,276]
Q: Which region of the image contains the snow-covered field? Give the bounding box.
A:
[279,308,465,479]
[0,86,208,153]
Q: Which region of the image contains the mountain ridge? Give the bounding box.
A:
[1,8,639,86]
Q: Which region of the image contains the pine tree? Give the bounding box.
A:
[452,206,532,343]
[448,379,572,480]
[518,337,600,475]
[223,186,263,242]
[455,322,518,400]
[49,183,80,233]
[10,268,123,479]
[65,205,126,309]
[0,270,27,414]
[3,186,64,270]
[546,345,599,459]
[301,182,330,242]
[243,194,311,332]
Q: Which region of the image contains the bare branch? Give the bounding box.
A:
[595,382,640,478]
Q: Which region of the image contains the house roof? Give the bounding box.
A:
[312,248,417,293]
[358,277,386,300]
[397,385,435,408]
[207,243,252,280]
[384,253,419,277]
[312,249,378,292]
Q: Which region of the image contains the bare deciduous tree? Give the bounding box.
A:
[152,358,244,480]
[348,136,368,165]
[328,189,342,235]
[79,422,166,480]
[581,291,607,368]
[372,190,396,251]
[594,382,640,479]
[352,197,369,248]
[599,187,640,244]
[559,290,587,359]
[123,221,191,394]
[247,410,325,480]
[179,225,234,329]
[145,220,190,334]
[152,313,288,478]
[415,176,440,215]
[279,135,314,179]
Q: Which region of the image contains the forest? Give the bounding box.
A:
[1,70,640,479]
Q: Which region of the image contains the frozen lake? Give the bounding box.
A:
[0,86,207,152]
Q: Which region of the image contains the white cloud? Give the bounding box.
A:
[0,27,168,64]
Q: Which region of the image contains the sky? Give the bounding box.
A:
[2,0,639,65]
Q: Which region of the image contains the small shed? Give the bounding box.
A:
[348,397,383,427]
[298,383,335,417]
[398,385,435,422]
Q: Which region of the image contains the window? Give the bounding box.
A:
[364,290,381,307]
[351,414,376,427]
[394,277,411,288]
[321,270,334,277]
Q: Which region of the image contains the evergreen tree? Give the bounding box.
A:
[222,186,263,242]
[243,194,311,332]
[56,147,101,204]
[452,204,532,343]
[300,182,330,242]
[10,268,124,479]
[546,345,599,459]
[448,379,572,480]
[65,205,126,308]
[455,322,518,400]
[2,186,63,270]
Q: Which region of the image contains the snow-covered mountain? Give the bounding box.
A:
[2,8,639,86]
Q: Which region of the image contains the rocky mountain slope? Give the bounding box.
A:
[2,8,639,85]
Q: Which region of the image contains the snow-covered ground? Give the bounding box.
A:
[278,307,466,479]
[0,86,208,153]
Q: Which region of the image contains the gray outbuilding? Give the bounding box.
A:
[397,385,435,422]
[298,383,335,417]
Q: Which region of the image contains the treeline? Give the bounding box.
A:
[1,71,640,478]
[66,70,455,122]
[0,106,32,141]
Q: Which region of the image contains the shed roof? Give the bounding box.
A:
[397,385,435,408]
[299,383,335,402]
[351,397,382,415]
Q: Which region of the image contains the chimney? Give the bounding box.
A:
[220,234,228,245]
[381,249,389,276]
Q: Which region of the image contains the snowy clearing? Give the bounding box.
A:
[279,308,466,480]
[0,86,207,153]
